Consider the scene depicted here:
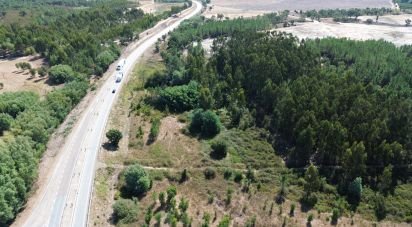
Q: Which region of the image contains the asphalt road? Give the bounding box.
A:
[21,1,201,226]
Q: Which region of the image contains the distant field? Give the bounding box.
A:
[212,0,393,11]
[205,0,394,18]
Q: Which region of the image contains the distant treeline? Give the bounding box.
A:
[304,7,394,22]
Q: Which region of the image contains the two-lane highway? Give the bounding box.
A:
[20,1,202,226]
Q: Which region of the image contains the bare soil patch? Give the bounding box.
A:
[139,0,184,14]
[0,55,56,96]
[277,16,412,46]
[204,0,393,18]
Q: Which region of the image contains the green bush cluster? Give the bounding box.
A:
[123,164,152,196]
[189,109,221,138]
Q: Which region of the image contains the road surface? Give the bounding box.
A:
[19,1,202,226]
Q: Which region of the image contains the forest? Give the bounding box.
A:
[0,0,188,225]
[145,15,412,222]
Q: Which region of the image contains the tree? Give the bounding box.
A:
[123,164,151,196]
[0,113,13,134]
[106,129,123,147]
[378,164,393,194]
[304,164,321,195]
[374,193,386,220]
[48,64,75,84]
[189,109,221,137]
[112,198,139,224]
[343,142,367,180]
[348,177,362,204]
[405,19,411,26]
[277,175,287,203]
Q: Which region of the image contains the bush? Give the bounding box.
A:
[204,167,216,179]
[374,193,386,220]
[0,113,13,134]
[106,129,123,147]
[156,81,200,112]
[210,140,228,159]
[331,208,340,224]
[234,171,243,183]
[223,168,233,180]
[189,109,221,138]
[149,117,161,143]
[112,198,139,224]
[218,215,231,227]
[48,64,75,84]
[123,164,152,196]
[348,177,362,203]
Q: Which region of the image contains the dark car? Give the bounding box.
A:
[112,89,116,94]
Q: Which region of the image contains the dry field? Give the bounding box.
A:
[138,0,185,14]
[277,15,412,47]
[204,0,394,18]
[0,55,56,96]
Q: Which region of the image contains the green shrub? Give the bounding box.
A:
[204,167,216,179]
[149,117,161,143]
[234,171,243,183]
[218,215,231,227]
[123,164,151,196]
[223,168,233,180]
[348,177,362,203]
[189,109,221,138]
[106,129,123,147]
[156,81,200,112]
[210,140,228,159]
[112,198,139,224]
[0,113,13,134]
[374,193,387,220]
[48,64,75,84]
[331,208,340,224]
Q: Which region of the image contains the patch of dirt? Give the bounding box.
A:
[204,0,393,18]
[0,55,56,96]
[277,15,412,46]
[139,0,184,14]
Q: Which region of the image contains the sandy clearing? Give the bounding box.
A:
[138,0,184,14]
[204,0,394,18]
[0,55,56,96]
[277,19,412,46]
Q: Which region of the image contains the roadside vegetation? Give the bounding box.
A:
[0,0,190,225]
[113,15,412,225]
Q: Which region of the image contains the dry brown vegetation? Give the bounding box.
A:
[0,55,56,96]
[203,0,393,18]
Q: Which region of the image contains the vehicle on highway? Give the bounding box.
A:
[115,71,123,83]
[116,59,126,71]
[112,89,116,93]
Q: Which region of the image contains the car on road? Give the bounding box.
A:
[112,89,116,93]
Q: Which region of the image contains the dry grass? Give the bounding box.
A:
[0,55,57,96]
[277,15,412,47]
[203,0,393,18]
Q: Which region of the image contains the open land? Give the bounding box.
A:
[277,15,412,47]
[0,55,56,96]
[204,0,394,18]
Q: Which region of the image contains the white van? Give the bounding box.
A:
[116,59,126,71]
[115,71,123,83]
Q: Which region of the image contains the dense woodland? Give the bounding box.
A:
[0,0,188,225]
[146,16,412,222]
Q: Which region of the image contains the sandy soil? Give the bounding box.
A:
[204,0,394,18]
[139,0,184,14]
[0,55,56,96]
[277,16,412,46]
